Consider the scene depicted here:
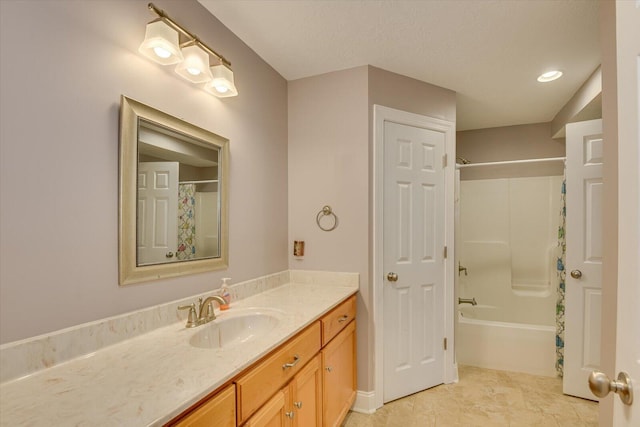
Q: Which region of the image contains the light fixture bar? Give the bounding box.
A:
[147,2,231,67]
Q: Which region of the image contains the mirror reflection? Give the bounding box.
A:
[119,96,228,285]
[137,119,220,265]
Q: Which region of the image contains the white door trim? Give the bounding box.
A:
[372,105,456,410]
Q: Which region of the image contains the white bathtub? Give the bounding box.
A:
[456,305,557,377]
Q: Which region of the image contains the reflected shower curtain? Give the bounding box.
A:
[177,183,196,260]
[555,176,567,376]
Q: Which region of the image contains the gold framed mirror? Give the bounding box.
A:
[119,96,229,285]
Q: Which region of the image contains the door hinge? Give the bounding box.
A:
[444,337,448,350]
[444,246,448,259]
[443,154,448,168]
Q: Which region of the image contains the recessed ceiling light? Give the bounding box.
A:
[537,70,563,83]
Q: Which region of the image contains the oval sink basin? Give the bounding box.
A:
[189,308,284,349]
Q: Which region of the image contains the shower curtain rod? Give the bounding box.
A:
[456,156,566,168]
[178,179,219,184]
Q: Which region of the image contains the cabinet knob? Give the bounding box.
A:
[326,366,333,372]
[294,401,303,409]
[285,411,295,419]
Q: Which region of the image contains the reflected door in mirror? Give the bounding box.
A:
[137,162,179,265]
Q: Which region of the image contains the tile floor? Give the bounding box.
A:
[342,365,598,427]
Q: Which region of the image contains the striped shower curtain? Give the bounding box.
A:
[555,177,567,376]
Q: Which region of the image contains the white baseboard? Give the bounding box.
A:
[351,390,378,414]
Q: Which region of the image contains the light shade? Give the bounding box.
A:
[138,20,183,65]
[175,45,213,83]
[204,64,238,97]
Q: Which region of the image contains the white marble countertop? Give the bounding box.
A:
[0,281,358,426]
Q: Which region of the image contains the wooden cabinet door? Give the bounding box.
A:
[291,354,322,427]
[322,321,356,427]
[236,322,321,424]
[173,384,235,427]
[244,389,290,427]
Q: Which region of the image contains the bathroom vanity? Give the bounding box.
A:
[170,295,356,426]
[0,272,358,426]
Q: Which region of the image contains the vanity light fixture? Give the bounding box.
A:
[175,43,213,83]
[537,70,563,83]
[139,3,238,97]
[139,20,183,65]
[204,63,238,98]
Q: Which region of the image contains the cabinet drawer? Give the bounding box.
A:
[173,384,235,427]
[321,295,356,346]
[236,322,321,424]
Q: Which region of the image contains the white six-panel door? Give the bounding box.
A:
[137,162,179,265]
[564,119,603,400]
[382,121,445,403]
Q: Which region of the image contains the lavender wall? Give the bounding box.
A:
[0,0,288,343]
[288,65,456,391]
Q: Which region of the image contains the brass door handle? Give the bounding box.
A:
[589,371,633,405]
[570,269,582,279]
[387,272,398,282]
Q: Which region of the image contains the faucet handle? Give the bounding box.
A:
[204,301,216,322]
[178,303,198,328]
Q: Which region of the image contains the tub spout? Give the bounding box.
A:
[458,297,477,306]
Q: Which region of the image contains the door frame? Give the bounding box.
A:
[372,105,457,410]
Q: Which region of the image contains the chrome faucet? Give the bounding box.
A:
[178,295,227,328]
[458,297,477,306]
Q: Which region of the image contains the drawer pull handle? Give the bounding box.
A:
[282,354,300,370]
[294,401,303,409]
[338,315,349,323]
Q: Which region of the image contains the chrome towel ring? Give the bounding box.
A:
[316,205,338,232]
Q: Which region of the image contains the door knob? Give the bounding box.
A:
[387,272,398,282]
[588,371,633,405]
[166,251,174,258]
[570,269,582,279]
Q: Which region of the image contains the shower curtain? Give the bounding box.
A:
[177,183,196,260]
[555,176,567,377]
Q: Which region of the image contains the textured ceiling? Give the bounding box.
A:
[199,0,600,131]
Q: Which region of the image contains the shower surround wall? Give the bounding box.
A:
[456,175,562,377]
[458,176,562,325]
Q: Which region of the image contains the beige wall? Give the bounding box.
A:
[368,66,457,122]
[288,65,455,391]
[0,0,288,343]
[457,122,566,179]
[288,66,371,389]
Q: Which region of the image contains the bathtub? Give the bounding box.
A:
[456,305,557,377]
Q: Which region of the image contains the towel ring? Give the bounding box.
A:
[316,205,338,232]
